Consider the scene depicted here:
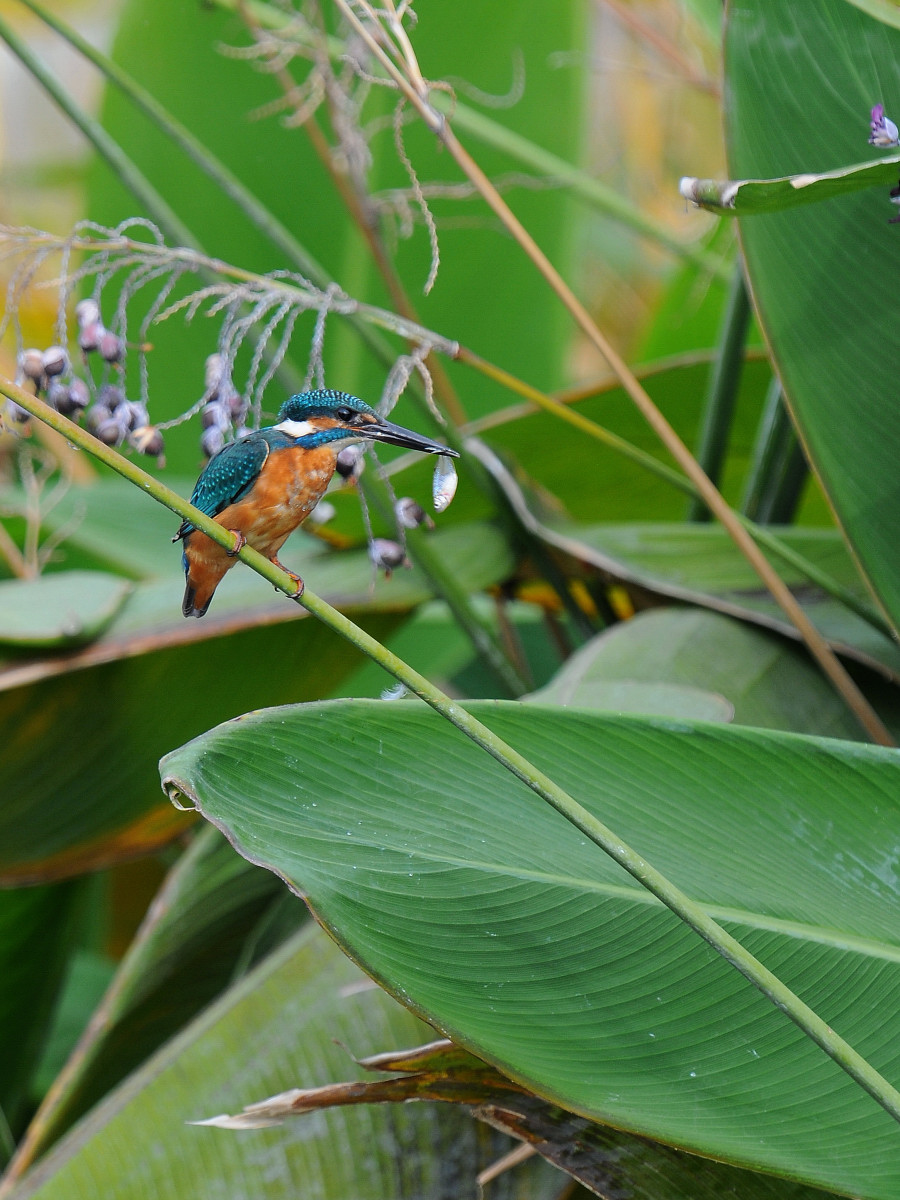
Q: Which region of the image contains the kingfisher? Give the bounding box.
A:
[174,388,458,618]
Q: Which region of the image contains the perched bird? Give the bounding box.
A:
[175,388,458,618]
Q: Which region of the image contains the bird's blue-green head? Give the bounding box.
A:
[275,389,458,457]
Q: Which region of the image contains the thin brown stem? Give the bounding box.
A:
[0,517,28,578]
[330,0,895,747]
[235,0,468,425]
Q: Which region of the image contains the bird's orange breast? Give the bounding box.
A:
[211,443,336,558]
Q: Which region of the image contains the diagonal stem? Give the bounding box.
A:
[686,265,752,521]
[6,371,900,1131]
[4,0,526,694]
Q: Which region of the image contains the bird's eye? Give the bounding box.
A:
[335,406,354,422]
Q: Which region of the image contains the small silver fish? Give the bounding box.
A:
[432,454,458,512]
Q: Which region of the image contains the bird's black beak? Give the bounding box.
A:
[360,418,459,457]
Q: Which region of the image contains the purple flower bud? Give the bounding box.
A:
[369,538,409,576]
[201,425,226,459]
[120,401,148,431]
[336,445,365,480]
[201,402,231,431]
[869,104,900,147]
[68,378,90,410]
[95,415,127,446]
[20,348,44,383]
[46,382,71,412]
[224,390,246,421]
[87,404,112,434]
[131,424,165,459]
[79,322,105,353]
[98,384,126,411]
[98,331,124,363]
[4,401,31,426]
[75,298,100,328]
[42,346,68,377]
[395,496,433,530]
[204,352,225,393]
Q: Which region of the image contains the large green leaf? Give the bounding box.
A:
[0,574,131,649]
[528,607,882,738]
[0,518,512,883]
[7,925,563,1200]
[501,503,900,683]
[0,884,83,1144]
[162,700,900,1196]
[725,0,900,633]
[6,827,304,1170]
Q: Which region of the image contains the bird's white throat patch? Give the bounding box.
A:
[275,419,316,438]
[275,419,364,447]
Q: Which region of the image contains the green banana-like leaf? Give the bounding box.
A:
[162,699,900,1196]
[528,607,883,738]
[0,519,512,883]
[9,828,305,1167]
[680,154,900,214]
[0,573,131,649]
[7,924,563,1200]
[0,883,83,1143]
[725,0,900,634]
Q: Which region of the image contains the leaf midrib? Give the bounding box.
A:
[220,811,900,964]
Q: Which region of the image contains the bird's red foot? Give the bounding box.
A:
[270,556,305,599]
[225,529,247,558]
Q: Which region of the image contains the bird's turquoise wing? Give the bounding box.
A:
[177,433,271,538]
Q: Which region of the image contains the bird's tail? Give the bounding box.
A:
[182,579,214,619]
[181,545,220,618]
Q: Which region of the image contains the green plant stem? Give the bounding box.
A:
[7,374,900,1131]
[767,437,808,524]
[742,378,809,524]
[456,346,895,640]
[686,266,752,521]
[357,473,529,697]
[742,376,792,519]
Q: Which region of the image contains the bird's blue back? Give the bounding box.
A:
[179,428,295,537]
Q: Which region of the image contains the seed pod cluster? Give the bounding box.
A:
[199,354,249,459]
[87,384,154,451]
[75,298,124,363]
[5,342,92,433]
